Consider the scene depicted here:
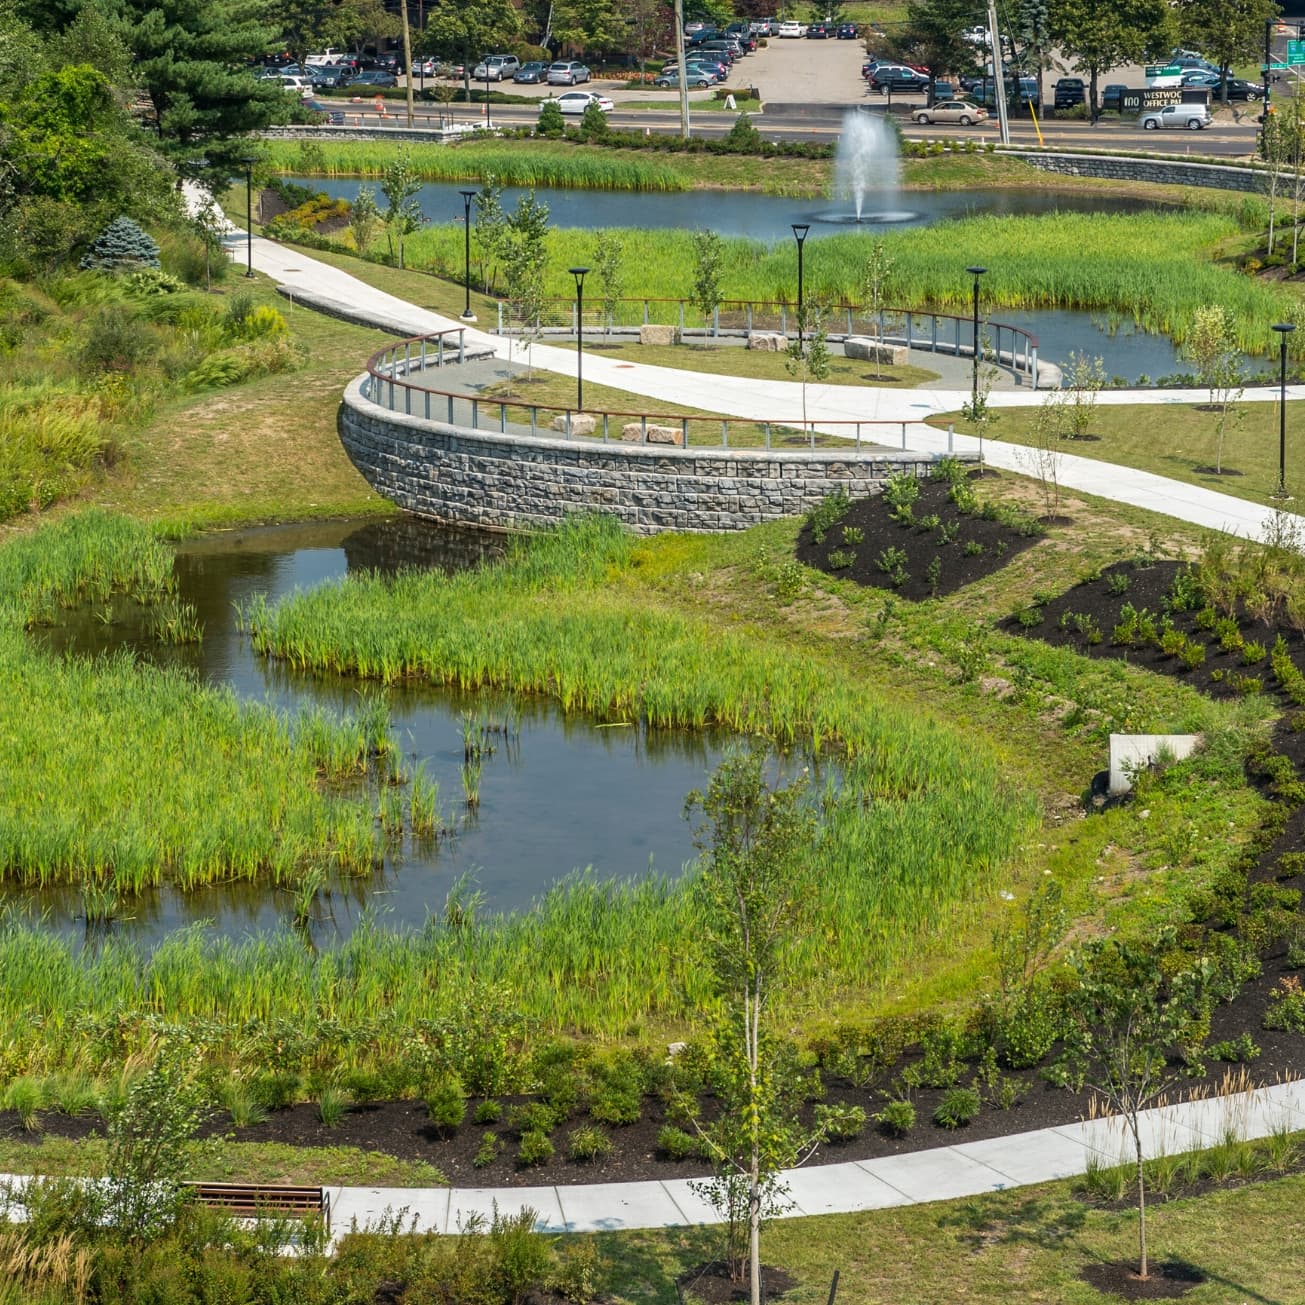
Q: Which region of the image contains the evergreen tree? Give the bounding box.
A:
[893,0,980,105]
[80,216,161,270]
[110,0,284,171]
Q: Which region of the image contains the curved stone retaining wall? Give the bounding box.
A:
[340,376,965,534]
[1004,150,1264,193]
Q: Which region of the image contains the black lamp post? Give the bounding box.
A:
[1273,321,1296,498]
[569,265,590,411]
[459,189,476,321]
[792,223,810,348]
[239,154,258,278]
[966,265,987,411]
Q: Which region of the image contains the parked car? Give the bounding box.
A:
[969,75,1040,108]
[547,60,591,85]
[545,90,614,115]
[1054,77,1085,108]
[353,69,397,86]
[913,100,988,125]
[869,64,930,93]
[962,24,990,45]
[699,40,743,60]
[806,22,830,38]
[1170,50,1219,74]
[750,18,776,36]
[278,75,313,94]
[777,20,805,37]
[309,66,352,88]
[513,61,548,83]
[930,80,958,99]
[410,57,438,76]
[1181,70,1263,100]
[1140,102,1211,129]
[473,55,520,81]
[1100,83,1127,111]
[684,56,729,79]
[837,23,858,39]
[655,66,717,87]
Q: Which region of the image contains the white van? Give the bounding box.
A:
[305,49,345,67]
[279,75,313,94]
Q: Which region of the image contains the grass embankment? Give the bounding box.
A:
[599,1171,1305,1303]
[0,512,385,894]
[939,400,1305,507]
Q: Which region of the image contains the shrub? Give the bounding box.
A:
[827,548,856,570]
[588,1053,643,1126]
[724,112,763,150]
[875,1098,916,1137]
[473,1130,502,1168]
[1208,1032,1260,1063]
[579,101,610,140]
[656,1125,701,1160]
[1264,976,1305,1032]
[80,217,160,271]
[506,1101,556,1136]
[425,1076,467,1133]
[566,1125,613,1162]
[933,1086,980,1129]
[125,267,184,297]
[814,1102,866,1143]
[537,100,565,136]
[473,1098,503,1124]
[80,307,153,373]
[317,1087,349,1127]
[517,1128,554,1167]
[805,488,850,543]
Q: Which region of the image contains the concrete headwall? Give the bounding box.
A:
[339,375,966,534]
[1007,151,1266,194]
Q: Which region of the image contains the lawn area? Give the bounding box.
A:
[598,1171,1305,1303]
[565,338,941,388]
[96,275,392,531]
[934,398,1305,508]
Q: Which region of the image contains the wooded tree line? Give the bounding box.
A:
[890,0,1281,110]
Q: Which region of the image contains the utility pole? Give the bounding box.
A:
[674,0,691,138]
[987,0,1010,145]
[399,0,414,127]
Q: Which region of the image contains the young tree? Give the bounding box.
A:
[684,749,819,1305]
[785,304,831,443]
[190,189,229,290]
[502,191,550,377]
[1058,938,1209,1282]
[892,0,978,106]
[1261,104,1291,257]
[691,227,723,337]
[1016,391,1068,521]
[962,327,1001,467]
[1176,0,1277,105]
[473,174,507,294]
[380,149,423,268]
[592,229,624,334]
[1061,350,1105,440]
[347,184,382,256]
[1185,304,1245,475]
[1049,0,1174,117]
[860,239,895,381]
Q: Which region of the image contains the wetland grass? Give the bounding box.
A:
[0,513,386,894]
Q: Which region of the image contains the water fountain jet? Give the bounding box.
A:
[831,109,913,224]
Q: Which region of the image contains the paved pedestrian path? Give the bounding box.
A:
[220,222,1303,546]
[6,1080,1298,1238]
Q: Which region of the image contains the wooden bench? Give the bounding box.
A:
[186,1182,330,1230]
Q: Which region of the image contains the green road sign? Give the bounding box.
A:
[1289,39,1305,64]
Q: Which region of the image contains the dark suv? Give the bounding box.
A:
[869,64,930,93]
[1054,77,1085,108]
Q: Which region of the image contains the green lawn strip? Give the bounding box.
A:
[558,339,941,388]
[933,399,1305,508]
[0,1134,445,1188]
[475,364,850,447]
[596,1171,1305,1303]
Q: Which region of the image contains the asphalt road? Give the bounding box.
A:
[374,33,1262,159]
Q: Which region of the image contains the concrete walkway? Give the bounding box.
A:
[319,1079,1305,1236]
[6,1080,1299,1237]
[223,223,1303,544]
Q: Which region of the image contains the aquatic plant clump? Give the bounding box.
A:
[0,512,386,891]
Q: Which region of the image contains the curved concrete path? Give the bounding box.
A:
[220,219,1304,545]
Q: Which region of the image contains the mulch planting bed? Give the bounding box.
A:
[794,471,1045,600]
[1080,1261,1206,1301]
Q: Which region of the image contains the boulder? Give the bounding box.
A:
[639,323,680,346]
[845,336,909,366]
[747,331,787,352]
[621,421,683,446]
[550,412,597,435]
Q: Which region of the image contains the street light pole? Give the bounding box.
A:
[240,155,258,278]
[792,223,810,349]
[965,265,987,411]
[569,265,590,412]
[1273,322,1295,498]
[459,189,477,321]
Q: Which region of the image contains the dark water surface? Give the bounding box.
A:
[21,519,748,947]
[292,173,1162,240]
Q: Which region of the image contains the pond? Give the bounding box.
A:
[18,519,755,947]
[289,173,1164,241]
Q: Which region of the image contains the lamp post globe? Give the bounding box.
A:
[569,266,590,412]
[459,190,477,322]
[792,223,810,348]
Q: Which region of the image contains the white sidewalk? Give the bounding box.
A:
[221,224,1301,544]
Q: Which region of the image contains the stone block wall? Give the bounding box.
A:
[1009,151,1264,193]
[340,376,966,534]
